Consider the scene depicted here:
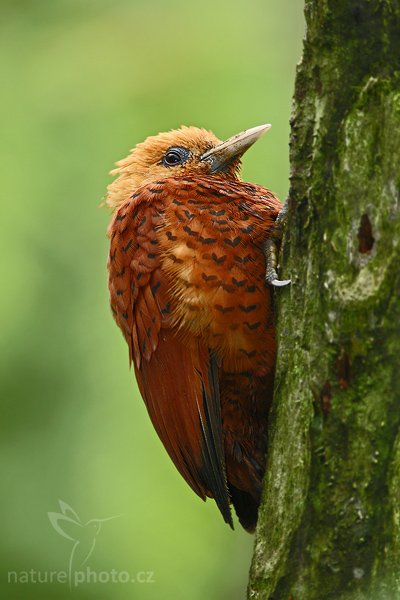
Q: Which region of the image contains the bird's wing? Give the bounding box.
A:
[108,187,232,527]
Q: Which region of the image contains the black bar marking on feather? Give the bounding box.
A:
[202,273,218,282]
[199,236,217,245]
[234,254,253,264]
[232,277,246,287]
[221,283,235,293]
[239,304,257,313]
[183,225,198,237]
[244,321,261,331]
[123,240,133,252]
[224,236,241,248]
[151,281,161,295]
[239,348,257,357]
[131,206,140,219]
[214,304,234,313]
[161,303,171,315]
[211,253,227,265]
[240,224,254,234]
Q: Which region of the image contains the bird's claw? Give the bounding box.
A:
[263,205,290,288]
[265,265,291,287]
[269,278,291,287]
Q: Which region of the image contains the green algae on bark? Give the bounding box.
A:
[248,2,400,598]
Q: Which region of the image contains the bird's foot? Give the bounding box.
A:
[264,203,291,287]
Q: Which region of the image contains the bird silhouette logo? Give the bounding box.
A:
[48,500,120,588]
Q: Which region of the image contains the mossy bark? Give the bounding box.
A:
[248,2,400,598]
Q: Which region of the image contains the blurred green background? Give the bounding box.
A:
[0,1,303,598]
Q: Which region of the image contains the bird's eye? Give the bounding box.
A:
[162,147,190,167]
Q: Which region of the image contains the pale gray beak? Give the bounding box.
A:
[200,124,271,173]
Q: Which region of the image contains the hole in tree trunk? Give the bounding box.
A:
[336,350,351,390]
[358,214,374,254]
[320,381,332,415]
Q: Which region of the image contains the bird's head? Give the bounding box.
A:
[106,124,271,209]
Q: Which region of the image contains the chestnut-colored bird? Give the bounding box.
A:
[106,124,288,531]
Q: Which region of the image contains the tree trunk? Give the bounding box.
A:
[248,2,400,598]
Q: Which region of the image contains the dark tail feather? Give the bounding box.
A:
[229,484,260,533]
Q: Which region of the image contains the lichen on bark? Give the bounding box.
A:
[248,1,400,598]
